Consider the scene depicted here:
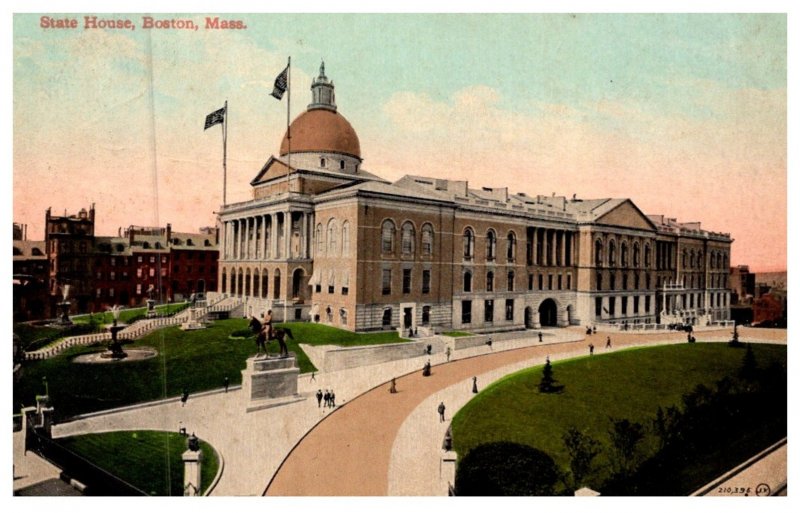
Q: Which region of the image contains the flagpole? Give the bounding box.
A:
[286,56,292,194]
[223,100,228,206]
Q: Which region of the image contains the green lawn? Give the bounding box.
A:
[452,343,787,494]
[72,302,190,325]
[14,320,409,419]
[58,430,219,496]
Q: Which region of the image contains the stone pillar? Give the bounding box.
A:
[238,219,245,260]
[560,231,566,267]
[284,211,292,260]
[35,395,54,438]
[270,214,278,259]
[263,215,269,259]
[300,212,308,259]
[541,229,547,266]
[182,434,203,497]
[532,310,541,329]
[531,226,537,265]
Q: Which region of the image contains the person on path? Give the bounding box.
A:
[389,378,397,394]
[472,376,478,394]
[323,390,330,408]
[486,338,493,350]
[181,388,189,407]
[592,325,597,335]
[310,371,316,382]
[445,346,452,362]
[223,376,229,393]
[438,401,446,422]
[330,390,336,408]
[316,389,323,407]
[588,343,594,356]
[538,332,543,343]
[606,336,612,349]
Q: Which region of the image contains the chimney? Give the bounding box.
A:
[166,223,172,244]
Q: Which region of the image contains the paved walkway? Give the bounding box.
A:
[16,326,785,496]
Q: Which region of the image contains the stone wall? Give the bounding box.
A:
[322,338,446,372]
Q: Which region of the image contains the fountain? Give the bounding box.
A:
[56,284,73,326]
[102,305,128,359]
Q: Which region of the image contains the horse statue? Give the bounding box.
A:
[248,316,293,358]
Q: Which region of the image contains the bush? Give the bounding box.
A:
[455,442,560,496]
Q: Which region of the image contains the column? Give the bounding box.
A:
[301,212,308,259]
[263,215,269,259]
[541,229,547,266]
[559,231,566,267]
[284,211,292,260]
[531,227,538,265]
[270,214,278,259]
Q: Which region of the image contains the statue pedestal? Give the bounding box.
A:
[241,354,304,412]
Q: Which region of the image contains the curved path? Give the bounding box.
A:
[267,327,783,496]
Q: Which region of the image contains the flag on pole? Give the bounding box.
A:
[204,106,226,130]
[271,65,289,100]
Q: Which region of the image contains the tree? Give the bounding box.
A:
[608,418,645,477]
[538,358,562,393]
[563,427,601,489]
[455,442,561,496]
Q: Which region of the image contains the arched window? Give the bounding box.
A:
[689,250,695,269]
[422,306,431,325]
[341,221,350,257]
[320,157,327,168]
[644,244,651,268]
[421,224,434,256]
[646,273,651,290]
[463,228,474,259]
[633,242,640,267]
[327,219,338,255]
[682,250,688,268]
[381,220,395,253]
[621,242,628,267]
[696,251,703,269]
[401,222,415,256]
[507,271,515,292]
[486,271,494,292]
[316,224,324,255]
[596,272,603,291]
[464,270,473,292]
[595,239,603,266]
[506,232,516,262]
[608,240,616,266]
[486,230,497,261]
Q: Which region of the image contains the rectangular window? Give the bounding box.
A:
[609,297,616,316]
[149,268,155,277]
[461,300,472,324]
[382,269,392,295]
[150,256,155,263]
[634,297,639,314]
[484,300,494,322]
[645,295,651,313]
[110,271,115,280]
[109,288,114,298]
[136,284,142,295]
[111,258,116,267]
[567,274,572,290]
[328,284,334,294]
[595,297,603,316]
[96,288,101,298]
[505,299,514,321]
[138,256,143,263]
[528,273,534,291]
[548,274,553,290]
[557,274,562,290]
[136,268,142,278]
[315,284,321,293]
[342,287,348,295]
[403,269,412,294]
[538,274,543,290]
[622,296,628,315]
[422,270,431,294]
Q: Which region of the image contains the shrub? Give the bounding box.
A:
[455,442,560,496]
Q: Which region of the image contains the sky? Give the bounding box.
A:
[12,13,787,271]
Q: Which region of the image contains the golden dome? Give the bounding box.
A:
[279,108,361,159]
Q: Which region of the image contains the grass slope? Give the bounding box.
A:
[452,343,787,494]
[14,320,407,419]
[58,430,219,496]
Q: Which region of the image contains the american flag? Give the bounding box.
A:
[204,107,225,130]
[271,65,289,100]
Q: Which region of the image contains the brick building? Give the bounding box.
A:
[14,209,219,319]
[217,63,733,332]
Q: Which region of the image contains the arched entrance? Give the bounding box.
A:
[292,269,305,299]
[538,298,558,327]
[524,306,535,328]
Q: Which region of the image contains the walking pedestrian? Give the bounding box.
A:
[588,343,594,356]
[389,378,397,394]
[592,325,597,335]
[445,346,452,362]
[310,371,316,382]
[472,376,478,394]
[223,376,229,393]
[606,336,612,349]
[316,389,323,407]
[181,388,189,407]
[437,401,446,422]
[323,390,330,408]
[330,390,336,408]
[486,338,493,350]
[538,332,543,343]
